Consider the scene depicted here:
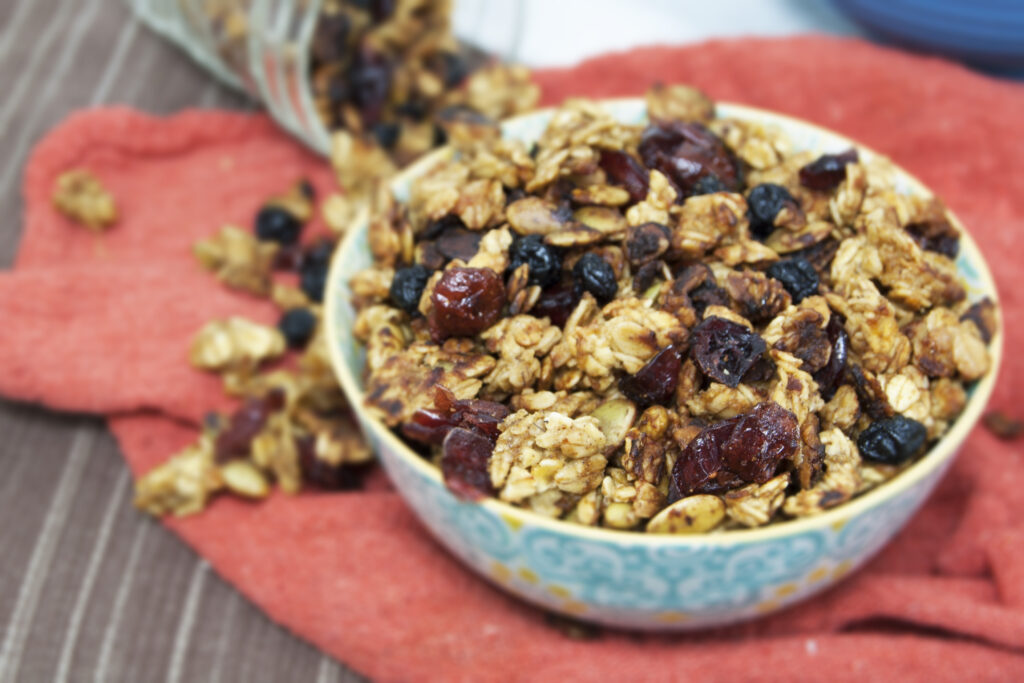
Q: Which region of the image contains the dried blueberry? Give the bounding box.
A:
[747,183,795,239]
[767,257,819,303]
[690,174,726,196]
[857,416,927,465]
[799,148,858,191]
[255,206,302,245]
[371,121,400,149]
[619,345,683,407]
[573,253,618,303]
[389,264,430,315]
[277,308,317,349]
[508,235,562,288]
[690,317,766,388]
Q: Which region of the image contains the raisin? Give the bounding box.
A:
[632,260,667,293]
[572,253,618,303]
[435,225,482,262]
[508,235,562,287]
[624,222,671,266]
[390,264,431,315]
[690,316,766,388]
[671,402,800,495]
[619,345,683,407]
[813,315,849,401]
[747,183,797,239]
[598,149,649,203]
[857,416,927,465]
[799,148,858,191]
[638,122,741,195]
[441,427,496,501]
[255,206,302,245]
[690,174,726,196]
[533,281,580,327]
[428,267,505,341]
[214,390,285,462]
[277,308,317,349]
[767,257,819,303]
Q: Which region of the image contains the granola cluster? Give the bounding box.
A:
[135,180,371,517]
[52,169,117,230]
[352,84,998,533]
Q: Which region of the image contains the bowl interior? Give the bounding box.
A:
[325,98,1003,545]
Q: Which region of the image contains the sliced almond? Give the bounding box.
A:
[220,461,270,499]
[506,196,569,235]
[646,494,725,534]
[590,399,637,450]
[574,206,627,235]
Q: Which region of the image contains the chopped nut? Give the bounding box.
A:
[194,226,278,296]
[646,495,725,534]
[52,169,117,230]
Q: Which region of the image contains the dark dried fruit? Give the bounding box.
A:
[857,416,927,465]
[624,222,671,266]
[848,364,893,421]
[296,435,362,490]
[690,174,726,196]
[300,260,329,303]
[273,244,305,271]
[403,386,510,446]
[572,253,618,302]
[672,402,800,495]
[532,281,580,327]
[277,308,317,349]
[310,12,350,64]
[814,315,849,401]
[349,50,392,125]
[767,257,819,303]
[428,267,505,341]
[983,412,1024,441]
[371,121,400,149]
[437,51,471,88]
[619,345,683,407]
[724,270,791,323]
[441,427,496,501]
[690,317,766,388]
[638,122,741,195]
[960,297,998,344]
[214,390,285,462]
[747,183,797,239]
[508,234,562,287]
[598,149,649,203]
[422,213,467,240]
[389,264,431,315]
[435,225,483,262]
[632,260,667,293]
[799,148,858,191]
[790,237,840,276]
[255,206,303,245]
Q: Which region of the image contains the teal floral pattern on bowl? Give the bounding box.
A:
[326,99,1001,630]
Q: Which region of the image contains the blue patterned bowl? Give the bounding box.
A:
[325,99,1002,630]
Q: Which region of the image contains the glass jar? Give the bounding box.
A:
[126,0,525,155]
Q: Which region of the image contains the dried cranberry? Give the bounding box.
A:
[441,428,496,501]
[272,244,304,271]
[255,206,302,245]
[403,388,509,446]
[572,253,618,303]
[214,390,285,461]
[747,183,797,239]
[767,257,819,303]
[906,220,960,258]
[435,226,482,262]
[672,402,800,495]
[389,264,431,315]
[428,267,505,341]
[638,122,740,195]
[619,345,683,407]
[508,235,562,287]
[598,149,649,203]
[813,315,849,401]
[296,435,361,489]
[857,416,927,465]
[690,317,766,388]
[799,148,858,191]
[278,308,317,349]
[533,281,580,327]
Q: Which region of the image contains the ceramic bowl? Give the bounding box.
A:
[324,98,1002,630]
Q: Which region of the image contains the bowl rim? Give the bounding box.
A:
[326,97,1003,546]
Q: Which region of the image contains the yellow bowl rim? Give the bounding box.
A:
[325,98,1003,546]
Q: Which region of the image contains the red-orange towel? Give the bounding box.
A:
[3,36,1024,681]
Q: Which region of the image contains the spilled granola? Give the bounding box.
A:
[351,84,998,533]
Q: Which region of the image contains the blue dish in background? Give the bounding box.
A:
[833,0,1024,74]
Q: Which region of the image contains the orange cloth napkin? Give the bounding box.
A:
[4,36,1024,681]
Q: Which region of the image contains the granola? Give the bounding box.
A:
[52,169,117,230]
[349,85,997,533]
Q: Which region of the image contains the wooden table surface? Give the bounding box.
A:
[0,2,364,681]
